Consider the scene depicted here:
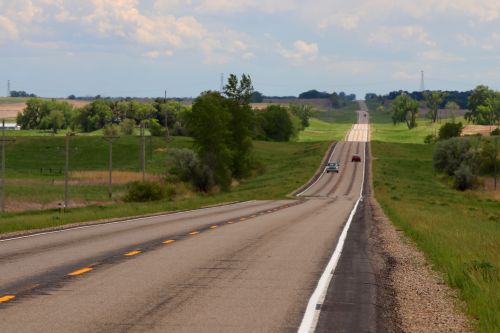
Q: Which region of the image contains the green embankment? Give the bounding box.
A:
[0,137,330,234]
[369,101,500,332]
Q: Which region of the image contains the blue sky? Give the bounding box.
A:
[1,0,500,99]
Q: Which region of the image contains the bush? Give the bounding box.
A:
[120,118,136,135]
[148,119,164,136]
[438,122,463,140]
[424,134,437,144]
[124,181,164,202]
[103,124,119,136]
[454,164,475,191]
[169,148,214,192]
[433,138,474,176]
[491,128,500,136]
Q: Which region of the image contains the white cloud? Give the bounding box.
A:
[369,25,436,47]
[0,16,19,41]
[278,40,319,64]
[195,0,295,14]
[392,71,420,81]
[419,50,464,62]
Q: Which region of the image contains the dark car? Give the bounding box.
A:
[351,154,361,162]
[326,162,339,173]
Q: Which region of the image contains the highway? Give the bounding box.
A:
[0,103,370,333]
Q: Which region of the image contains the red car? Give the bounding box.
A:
[351,154,362,162]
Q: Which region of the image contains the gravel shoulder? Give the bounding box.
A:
[368,143,473,332]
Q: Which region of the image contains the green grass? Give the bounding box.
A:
[298,101,358,142]
[370,98,500,332]
[0,97,29,104]
[298,118,352,142]
[0,138,330,234]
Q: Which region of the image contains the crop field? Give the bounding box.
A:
[369,101,500,332]
[0,98,89,120]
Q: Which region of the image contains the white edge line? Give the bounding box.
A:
[0,200,257,243]
[297,136,367,333]
[296,143,338,197]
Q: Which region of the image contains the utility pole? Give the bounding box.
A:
[495,136,498,190]
[1,120,16,212]
[103,135,119,198]
[7,80,10,97]
[164,90,170,176]
[220,73,224,92]
[64,133,70,210]
[140,122,146,182]
[420,70,425,92]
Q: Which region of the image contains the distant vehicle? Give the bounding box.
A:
[351,154,361,162]
[326,161,339,173]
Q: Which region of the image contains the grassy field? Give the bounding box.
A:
[0,137,330,234]
[369,101,500,332]
[298,101,358,142]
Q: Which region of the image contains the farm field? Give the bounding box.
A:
[369,101,500,332]
[0,97,89,120]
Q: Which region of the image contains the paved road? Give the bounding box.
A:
[0,103,370,332]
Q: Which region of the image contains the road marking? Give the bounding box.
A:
[163,239,175,244]
[227,221,234,224]
[250,215,257,218]
[189,231,199,235]
[124,250,141,257]
[68,267,93,276]
[0,295,15,303]
[0,200,258,243]
[297,137,367,333]
[239,217,247,221]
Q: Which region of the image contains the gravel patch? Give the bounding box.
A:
[369,193,473,332]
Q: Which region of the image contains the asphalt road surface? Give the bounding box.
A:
[0,103,371,333]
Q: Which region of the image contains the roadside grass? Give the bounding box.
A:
[298,118,352,142]
[0,139,330,234]
[370,98,500,333]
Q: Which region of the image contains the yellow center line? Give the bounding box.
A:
[0,295,15,303]
[163,239,175,244]
[124,250,141,257]
[189,231,199,235]
[239,217,247,221]
[68,267,93,276]
[227,221,235,224]
[210,225,218,229]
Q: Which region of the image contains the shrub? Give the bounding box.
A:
[103,124,119,136]
[454,164,475,191]
[124,181,164,202]
[424,134,437,144]
[491,128,500,136]
[433,138,474,176]
[120,118,136,135]
[169,148,214,192]
[148,119,164,136]
[438,122,463,140]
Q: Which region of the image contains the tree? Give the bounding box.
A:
[466,85,495,124]
[438,122,463,140]
[223,74,255,178]
[445,101,460,121]
[391,94,419,129]
[74,100,113,132]
[250,91,264,103]
[424,91,446,123]
[188,91,232,191]
[289,104,313,129]
[261,105,294,141]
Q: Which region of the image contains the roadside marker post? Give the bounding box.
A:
[102,135,119,199]
[0,120,16,213]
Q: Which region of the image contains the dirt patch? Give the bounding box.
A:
[4,199,112,213]
[462,125,500,136]
[0,99,90,119]
[64,171,162,185]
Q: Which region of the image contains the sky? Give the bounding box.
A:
[1,0,500,99]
